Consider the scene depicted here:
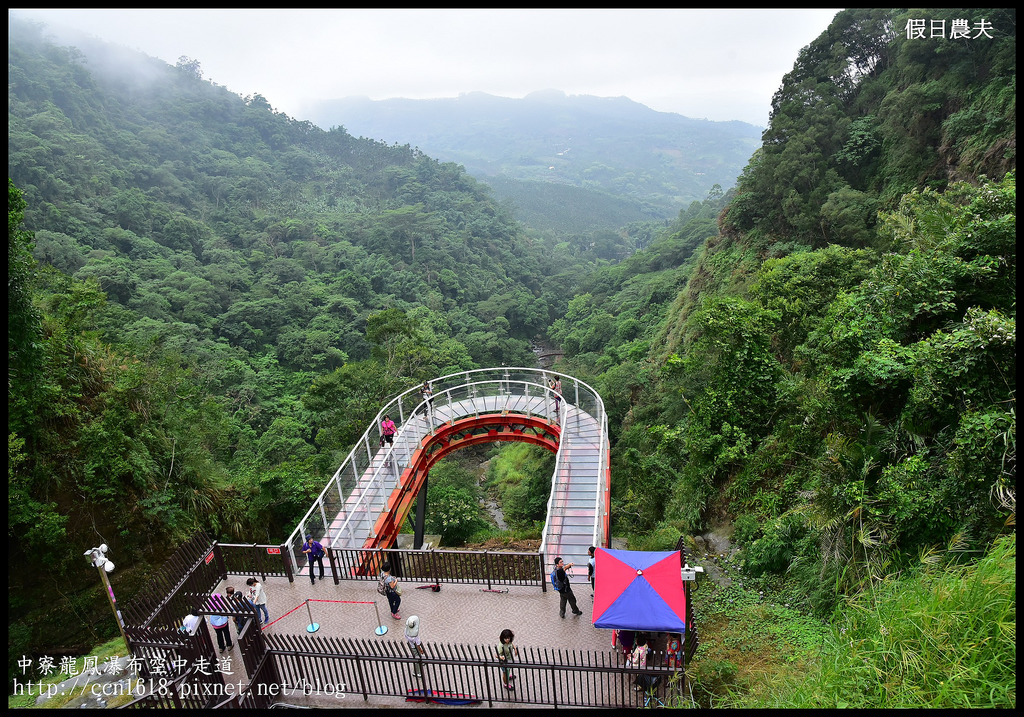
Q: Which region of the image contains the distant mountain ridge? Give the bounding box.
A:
[305,90,762,231]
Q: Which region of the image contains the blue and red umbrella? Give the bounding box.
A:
[592,548,687,633]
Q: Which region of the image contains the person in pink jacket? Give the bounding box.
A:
[380,415,397,447]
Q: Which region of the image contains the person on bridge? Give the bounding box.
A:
[303,534,326,585]
[553,557,584,618]
[209,594,233,652]
[549,378,562,418]
[380,415,397,447]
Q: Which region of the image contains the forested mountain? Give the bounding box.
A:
[7,9,1016,708]
[306,90,762,232]
[554,8,1015,705]
[7,16,629,661]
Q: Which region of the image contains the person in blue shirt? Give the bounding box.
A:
[303,534,326,584]
[209,594,233,652]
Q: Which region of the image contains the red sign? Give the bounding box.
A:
[204,551,214,565]
[266,547,281,555]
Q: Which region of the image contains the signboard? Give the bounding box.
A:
[266,547,281,555]
[204,551,214,565]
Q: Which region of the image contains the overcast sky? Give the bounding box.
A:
[11,8,843,128]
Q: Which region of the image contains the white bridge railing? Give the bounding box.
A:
[286,368,609,577]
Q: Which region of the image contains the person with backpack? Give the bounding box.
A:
[420,382,434,418]
[552,557,583,618]
[302,534,326,585]
[378,561,402,619]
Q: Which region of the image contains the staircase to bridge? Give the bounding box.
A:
[287,368,610,580]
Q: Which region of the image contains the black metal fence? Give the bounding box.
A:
[120,623,223,709]
[121,532,223,629]
[217,542,293,580]
[261,634,683,708]
[321,546,546,590]
[119,533,698,709]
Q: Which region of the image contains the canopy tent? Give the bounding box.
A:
[592,548,687,633]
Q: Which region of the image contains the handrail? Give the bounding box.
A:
[286,368,608,575]
[328,378,556,551]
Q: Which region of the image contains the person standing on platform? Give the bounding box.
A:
[209,594,233,652]
[553,557,583,618]
[380,561,402,619]
[302,534,325,585]
[587,546,596,597]
[246,577,269,626]
[405,615,425,678]
[226,586,253,635]
[497,628,519,691]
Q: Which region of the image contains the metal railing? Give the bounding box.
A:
[120,532,223,629]
[217,542,293,581]
[286,368,610,575]
[325,546,544,589]
[537,375,610,558]
[263,635,682,709]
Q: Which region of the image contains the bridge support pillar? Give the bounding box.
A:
[413,475,428,550]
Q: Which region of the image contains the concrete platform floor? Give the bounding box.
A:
[210,574,622,709]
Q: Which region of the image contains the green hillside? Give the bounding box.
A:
[552,8,1015,707]
[7,16,609,663]
[306,90,762,225]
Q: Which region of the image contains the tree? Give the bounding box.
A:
[175,56,203,80]
[8,181,42,384]
[365,307,427,377]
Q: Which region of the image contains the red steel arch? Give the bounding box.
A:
[366,413,560,550]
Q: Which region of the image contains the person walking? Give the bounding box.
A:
[245,577,269,626]
[420,382,434,417]
[380,561,402,619]
[553,557,583,618]
[302,534,326,585]
[380,414,397,447]
[405,615,426,678]
[496,628,519,691]
[587,546,596,597]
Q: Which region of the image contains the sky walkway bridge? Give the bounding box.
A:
[287,368,611,580]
